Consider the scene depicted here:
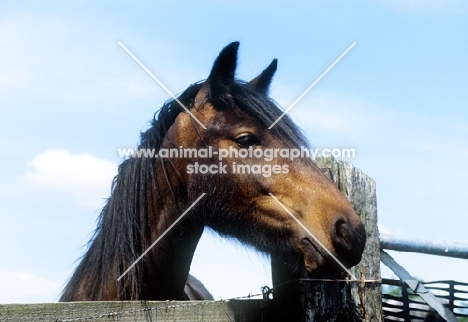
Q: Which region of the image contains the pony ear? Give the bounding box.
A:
[248,59,277,94]
[208,41,239,94]
[193,42,239,108]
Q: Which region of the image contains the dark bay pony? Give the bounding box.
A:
[60,42,366,301]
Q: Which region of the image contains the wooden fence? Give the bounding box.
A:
[0,158,382,322]
[0,300,265,322]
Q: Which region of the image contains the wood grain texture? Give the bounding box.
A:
[316,157,382,322]
[0,300,264,322]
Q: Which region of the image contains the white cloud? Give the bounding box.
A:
[22,149,117,208]
[0,270,61,303]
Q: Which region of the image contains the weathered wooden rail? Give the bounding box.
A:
[0,300,265,322]
[0,158,382,322]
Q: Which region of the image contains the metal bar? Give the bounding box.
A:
[380,234,468,259]
[380,250,459,322]
[400,280,411,322]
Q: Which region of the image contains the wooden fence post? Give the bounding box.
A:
[269,158,382,322]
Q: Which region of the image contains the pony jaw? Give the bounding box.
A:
[301,237,327,273]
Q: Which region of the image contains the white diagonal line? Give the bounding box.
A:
[117,193,206,281]
[268,193,357,280]
[268,42,356,129]
[118,41,207,130]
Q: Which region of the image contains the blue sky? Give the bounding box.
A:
[1,0,467,303]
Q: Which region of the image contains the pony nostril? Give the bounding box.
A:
[332,216,366,267]
[333,218,354,251]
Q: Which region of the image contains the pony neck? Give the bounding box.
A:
[140,204,204,300]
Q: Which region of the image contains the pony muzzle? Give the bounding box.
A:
[331,216,367,268]
[300,216,366,275]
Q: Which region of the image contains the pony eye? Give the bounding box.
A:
[235,134,262,147]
